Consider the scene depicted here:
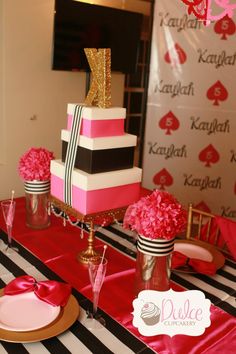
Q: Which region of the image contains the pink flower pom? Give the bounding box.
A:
[18,147,55,181]
[123,189,187,240]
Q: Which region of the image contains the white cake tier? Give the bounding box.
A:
[61,129,137,150]
[50,159,142,191]
[67,104,126,120]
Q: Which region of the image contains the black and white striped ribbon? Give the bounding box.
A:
[63,105,83,206]
[137,234,175,257]
[24,180,50,194]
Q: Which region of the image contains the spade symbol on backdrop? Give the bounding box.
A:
[159,111,180,135]
[214,15,236,40]
[199,144,220,167]
[164,43,187,67]
[153,168,173,189]
[194,201,211,213]
[206,81,228,106]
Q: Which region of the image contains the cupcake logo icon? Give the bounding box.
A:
[141,302,161,326]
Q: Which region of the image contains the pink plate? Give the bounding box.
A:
[174,242,213,262]
[173,239,225,273]
[0,292,60,332]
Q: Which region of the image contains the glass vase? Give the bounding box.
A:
[135,234,175,294]
[24,180,50,229]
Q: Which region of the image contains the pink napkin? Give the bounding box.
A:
[4,275,71,307]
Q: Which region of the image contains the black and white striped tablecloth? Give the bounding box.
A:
[96,224,236,317]
[0,230,156,354]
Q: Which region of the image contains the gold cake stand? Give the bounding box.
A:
[50,195,127,264]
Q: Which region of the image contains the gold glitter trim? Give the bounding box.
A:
[84,48,111,108]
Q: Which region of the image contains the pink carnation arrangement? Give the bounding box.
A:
[18,147,55,181]
[123,189,187,240]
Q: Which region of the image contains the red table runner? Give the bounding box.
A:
[1,197,235,354]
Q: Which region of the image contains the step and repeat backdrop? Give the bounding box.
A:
[142,1,236,219]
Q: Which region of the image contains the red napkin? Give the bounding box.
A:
[4,275,71,307]
[215,216,236,261]
[171,251,217,275]
[200,216,236,260]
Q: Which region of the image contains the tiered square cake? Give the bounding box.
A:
[50,104,142,215]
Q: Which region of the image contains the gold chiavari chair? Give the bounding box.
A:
[186,203,230,256]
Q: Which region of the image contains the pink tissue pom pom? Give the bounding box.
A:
[123,189,187,240]
[18,147,55,181]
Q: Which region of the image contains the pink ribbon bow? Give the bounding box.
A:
[4,275,71,307]
[171,251,217,275]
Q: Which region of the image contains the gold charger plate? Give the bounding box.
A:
[173,239,225,274]
[0,289,79,343]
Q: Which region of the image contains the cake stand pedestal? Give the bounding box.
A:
[50,195,127,264]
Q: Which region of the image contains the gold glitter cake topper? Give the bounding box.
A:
[84,48,111,108]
